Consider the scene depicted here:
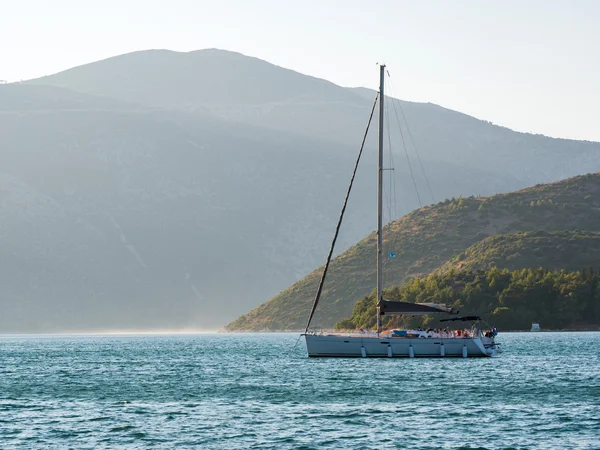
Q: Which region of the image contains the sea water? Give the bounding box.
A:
[0,332,598,449]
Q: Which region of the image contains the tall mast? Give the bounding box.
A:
[376,64,385,335]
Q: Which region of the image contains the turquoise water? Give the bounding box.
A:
[0,332,598,449]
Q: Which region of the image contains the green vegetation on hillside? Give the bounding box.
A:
[436,230,600,274]
[335,268,600,331]
[226,173,600,331]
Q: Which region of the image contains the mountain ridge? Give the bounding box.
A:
[26,48,366,107]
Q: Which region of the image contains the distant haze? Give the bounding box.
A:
[2,49,600,332]
[1,0,599,141]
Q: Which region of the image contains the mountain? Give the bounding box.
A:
[226,173,600,331]
[27,49,362,108]
[27,49,600,188]
[0,84,377,331]
[0,83,134,111]
[3,49,600,332]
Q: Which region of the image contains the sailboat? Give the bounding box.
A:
[303,65,501,358]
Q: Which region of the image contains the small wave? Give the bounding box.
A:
[129,431,147,439]
[109,425,136,432]
[88,416,111,422]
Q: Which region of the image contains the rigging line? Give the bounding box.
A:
[384,91,394,227]
[383,86,397,288]
[385,78,399,223]
[382,182,392,285]
[303,92,379,333]
[386,73,436,204]
[382,173,392,229]
[386,78,422,208]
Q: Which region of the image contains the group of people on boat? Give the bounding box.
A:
[413,328,474,339]
[380,326,498,339]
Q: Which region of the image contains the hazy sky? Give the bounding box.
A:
[2,0,599,141]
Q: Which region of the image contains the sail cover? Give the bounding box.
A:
[439,316,481,322]
[379,300,458,315]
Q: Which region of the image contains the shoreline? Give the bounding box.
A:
[222,327,600,333]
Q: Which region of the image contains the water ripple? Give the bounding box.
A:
[0,332,598,449]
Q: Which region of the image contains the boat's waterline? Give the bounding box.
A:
[304,334,500,358]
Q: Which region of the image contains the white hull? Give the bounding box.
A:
[305,334,500,358]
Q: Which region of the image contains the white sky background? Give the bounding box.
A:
[1,0,599,141]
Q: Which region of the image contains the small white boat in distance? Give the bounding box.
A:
[531,323,541,332]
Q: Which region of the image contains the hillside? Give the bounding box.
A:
[0,85,378,331]
[226,173,600,331]
[335,268,600,331]
[0,84,509,332]
[437,230,600,274]
[0,83,134,111]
